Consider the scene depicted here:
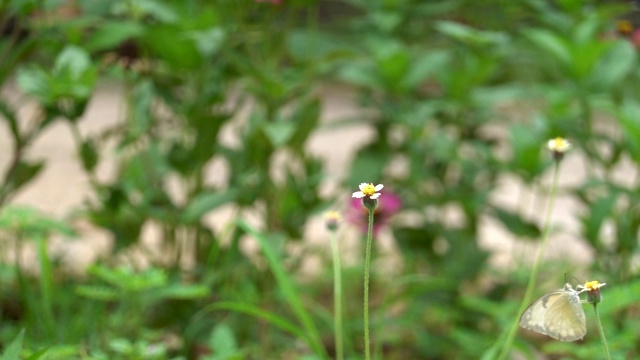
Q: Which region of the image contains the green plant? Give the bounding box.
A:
[2,0,640,358]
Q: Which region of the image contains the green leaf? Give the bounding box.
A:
[182,189,239,223]
[1,329,25,360]
[10,160,44,194]
[142,25,201,69]
[79,139,99,171]
[618,100,640,162]
[155,284,210,299]
[404,50,450,89]
[24,347,50,360]
[132,0,178,23]
[200,301,305,343]
[337,61,380,89]
[85,21,145,52]
[208,324,238,360]
[288,99,320,149]
[75,285,120,301]
[374,41,410,91]
[588,40,636,91]
[598,280,640,315]
[0,206,75,238]
[237,220,327,358]
[186,27,225,57]
[509,122,545,180]
[0,100,20,140]
[262,121,296,147]
[435,21,508,46]
[53,45,92,78]
[581,193,617,247]
[16,66,49,101]
[286,29,343,62]
[0,36,37,85]
[490,206,541,238]
[523,28,571,67]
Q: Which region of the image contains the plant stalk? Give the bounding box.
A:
[497,161,561,359]
[593,303,611,360]
[329,231,344,360]
[363,208,374,360]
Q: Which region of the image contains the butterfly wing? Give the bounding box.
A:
[519,285,586,342]
[543,289,586,341]
[519,290,564,336]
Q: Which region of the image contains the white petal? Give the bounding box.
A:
[352,191,365,198]
[370,193,381,200]
[358,183,368,191]
[374,184,384,191]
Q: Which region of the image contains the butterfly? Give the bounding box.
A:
[519,283,587,342]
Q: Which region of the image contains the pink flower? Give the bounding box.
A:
[631,29,640,48]
[347,189,401,235]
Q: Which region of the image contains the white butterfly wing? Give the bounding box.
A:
[519,285,586,342]
[543,290,586,341]
[519,290,564,336]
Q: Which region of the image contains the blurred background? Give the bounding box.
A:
[1,0,640,359]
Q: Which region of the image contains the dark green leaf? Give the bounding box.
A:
[182,189,239,223]
[79,139,99,171]
[85,21,145,52]
[490,206,540,239]
[5,161,44,195]
[288,99,320,150]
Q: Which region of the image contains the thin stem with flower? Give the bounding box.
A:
[497,160,561,359]
[593,303,611,360]
[363,208,374,360]
[329,230,344,360]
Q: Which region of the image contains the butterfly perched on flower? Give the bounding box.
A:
[519,283,586,342]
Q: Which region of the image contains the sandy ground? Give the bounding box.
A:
[0,80,597,275]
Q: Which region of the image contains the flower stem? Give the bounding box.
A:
[497,161,561,360]
[363,208,374,360]
[329,231,344,360]
[593,303,611,360]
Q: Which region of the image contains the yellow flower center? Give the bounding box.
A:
[618,20,633,35]
[548,137,570,152]
[361,183,377,196]
[585,280,601,290]
[324,211,342,223]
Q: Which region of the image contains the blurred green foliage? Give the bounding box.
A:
[0,0,640,358]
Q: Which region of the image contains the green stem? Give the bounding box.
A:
[497,161,561,360]
[593,303,611,360]
[363,209,374,360]
[36,235,55,337]
[330,231,344,360]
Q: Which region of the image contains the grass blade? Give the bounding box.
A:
[203,301,306,338]
[2,329,25,360]
[238,220,327,358]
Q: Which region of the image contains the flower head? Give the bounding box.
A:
[348,189,400,235]
[352,183,384,200]
[546,137,571,161]
[324,211,342,232]
[617,20,634,36]
[352,183,384,211]
[580,280,606,304]
[613,20,640,49]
